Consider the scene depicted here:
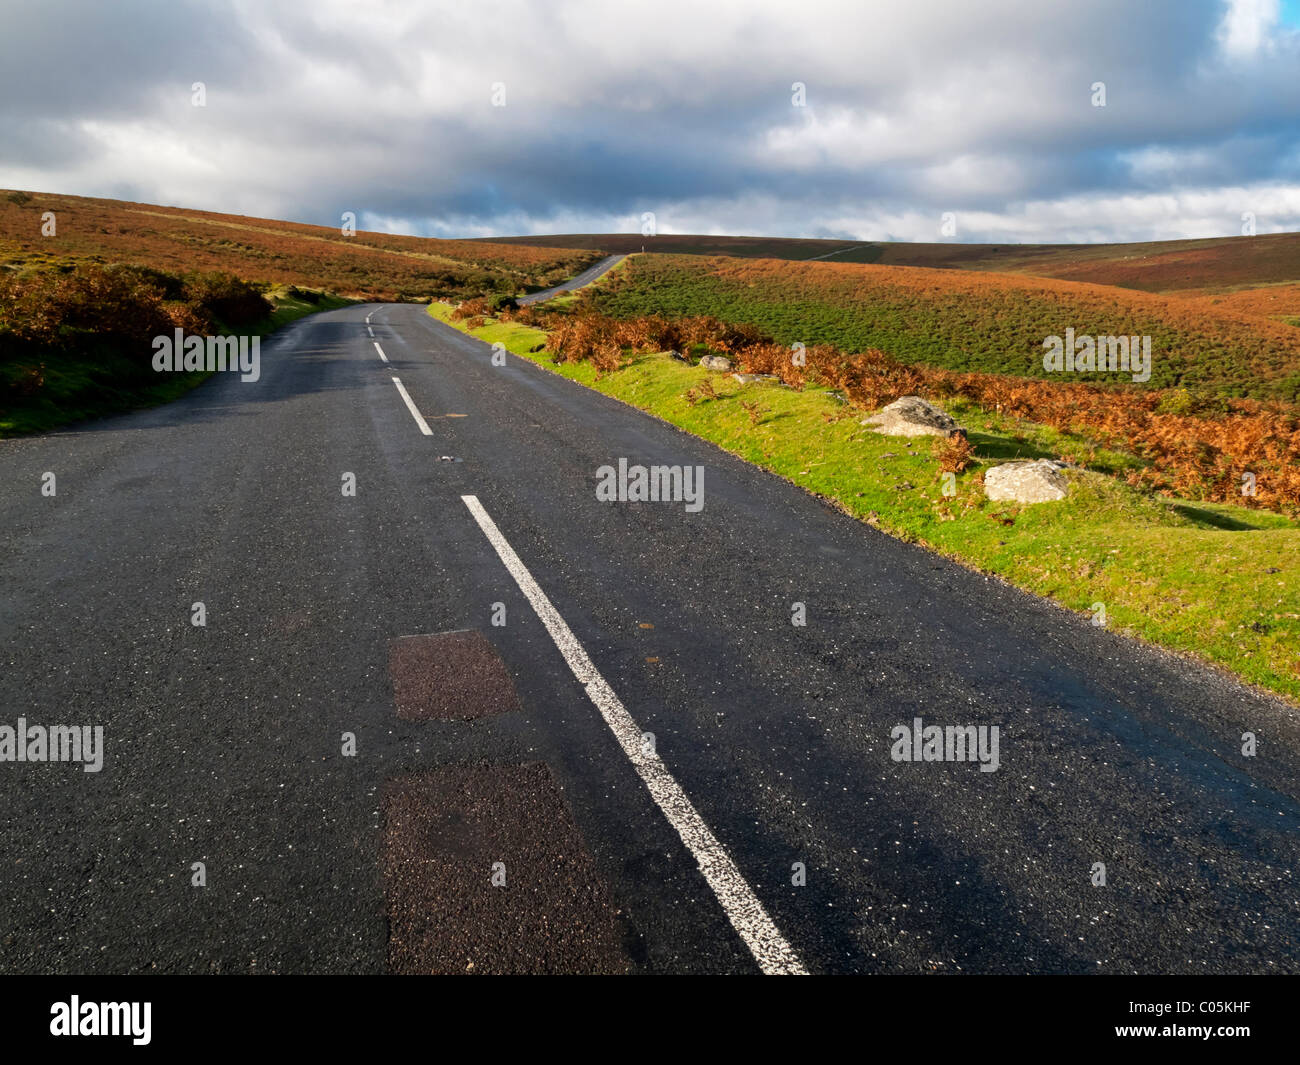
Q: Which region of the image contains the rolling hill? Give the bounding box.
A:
[1,190,600,301]
[482,230,1300,304]
[579,253,1300,401]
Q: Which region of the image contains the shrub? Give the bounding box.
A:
[936,432,975,473]
[0,263,257,415]
[450,297,490,322]
[184,272,272,327]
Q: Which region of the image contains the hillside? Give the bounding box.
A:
[482,231,1300,302]
[1,190,600,301]
[580,254,1300,401]
[0,189,599,434]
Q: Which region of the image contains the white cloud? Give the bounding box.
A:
[1217,0,1280,56]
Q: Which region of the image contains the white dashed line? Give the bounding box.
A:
[373,341,388,363]
[391,376,432,434]
[460,494,807,976]
[367,326,375,338]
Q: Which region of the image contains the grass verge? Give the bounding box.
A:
[430,300,1300,702]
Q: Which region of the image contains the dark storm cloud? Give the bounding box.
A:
[0,0,260,120]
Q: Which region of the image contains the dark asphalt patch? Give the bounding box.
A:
[381,764,631,974]
[389,630,522,721]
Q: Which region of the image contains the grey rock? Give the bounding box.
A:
[732,373,775,384]
[699,355,733,372]
[861,395,960,437]
[984,459,1070,503]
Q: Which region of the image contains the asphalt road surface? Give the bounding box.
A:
[518,254,625,304]
[1,302,1298,975]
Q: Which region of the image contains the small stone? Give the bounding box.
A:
[984,459,1070,504]
[861,395,961,437]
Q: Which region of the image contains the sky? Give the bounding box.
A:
[2,0,1299,244]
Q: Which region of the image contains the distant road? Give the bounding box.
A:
[804,242,869,261]
[1,302,1298,973]
[518,253,625,304]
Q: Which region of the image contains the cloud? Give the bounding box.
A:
[1218,0,1280,55]
[1,0,1298,243]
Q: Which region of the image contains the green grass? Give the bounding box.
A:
[431,300,1300,702]
[0,286,351,436]
[259,286,352,332]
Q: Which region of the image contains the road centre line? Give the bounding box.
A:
[459,493,807,976]
[391,376,432,435]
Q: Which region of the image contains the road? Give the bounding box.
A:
[1,301,1298,974]
[518,254,625,304]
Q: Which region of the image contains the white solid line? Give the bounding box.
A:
[373,341,388,363]
[460,494,807,975]
[391,376,432,435]
[367,326,374,338]
[365,313,372,323]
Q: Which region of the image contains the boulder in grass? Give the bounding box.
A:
[699,354,733,372]
[861,395,961,437]
[732,373,775,385]
[984,459,1070,504]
